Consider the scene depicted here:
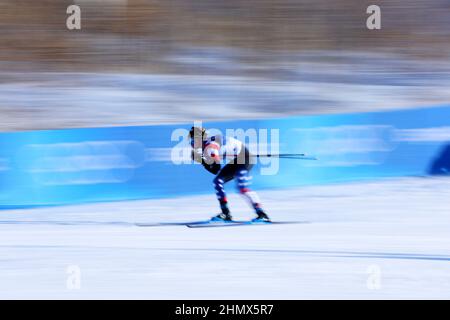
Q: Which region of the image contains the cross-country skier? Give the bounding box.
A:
[189,127,271,223]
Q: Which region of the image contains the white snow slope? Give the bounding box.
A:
[0,177,449,299]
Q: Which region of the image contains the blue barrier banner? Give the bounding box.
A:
[0,105,449,208]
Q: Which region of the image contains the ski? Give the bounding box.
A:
[136,220,309,228]
[135,220,214,227]
[135,220,251,227]
[186,221,308,228]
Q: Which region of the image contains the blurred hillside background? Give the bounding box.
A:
[0,0,449,131]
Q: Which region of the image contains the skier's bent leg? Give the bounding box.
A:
[235,169,266,216]
[213,176,230,216]
[212,164,236,221]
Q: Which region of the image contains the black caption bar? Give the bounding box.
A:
[1,300,437,319]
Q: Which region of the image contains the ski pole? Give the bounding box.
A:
[255,154,318,160]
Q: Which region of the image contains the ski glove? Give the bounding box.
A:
[192,148,221,174]
[202,161,221,175]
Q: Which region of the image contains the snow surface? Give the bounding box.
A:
[0,177,450,299]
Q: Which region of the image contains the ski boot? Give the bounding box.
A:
[211,204,233,222]
[252,209,271,223]
[211,212,233,222]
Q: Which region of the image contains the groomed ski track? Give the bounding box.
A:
[0,177,449,299]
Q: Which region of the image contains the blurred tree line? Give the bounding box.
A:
[0,0,448,72]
